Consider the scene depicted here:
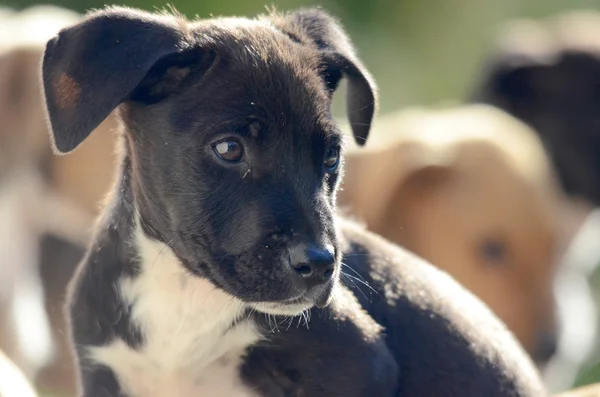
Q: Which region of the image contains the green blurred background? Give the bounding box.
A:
[6,0,600,115]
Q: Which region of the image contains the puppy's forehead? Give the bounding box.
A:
[171,18,334,136]
[196,18,323,81]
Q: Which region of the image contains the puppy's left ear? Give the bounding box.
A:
[282,8,377,146]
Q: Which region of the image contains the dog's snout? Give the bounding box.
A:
[289,244,335,286]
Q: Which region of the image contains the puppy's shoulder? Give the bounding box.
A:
[338,218,547,396]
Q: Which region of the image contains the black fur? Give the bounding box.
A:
[41,6,546,397]
[470,45,600,205]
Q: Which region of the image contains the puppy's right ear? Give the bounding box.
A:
[279,8,377,146]
[41,7,193,154]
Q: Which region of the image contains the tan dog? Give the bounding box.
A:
[338,104,566,364]
[0,6,119,396]
[0,5,81,382]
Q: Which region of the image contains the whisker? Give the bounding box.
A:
[342,271,378,296]
[341,271,369,301]
[341,262,369,281]
[285,315,295,331]
[301,309,310,330]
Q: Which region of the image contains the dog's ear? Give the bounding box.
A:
[468,19,559,113]
[372,156,452,233]
[469,53,551,115]
[283,8,377,146]
[340,140,453,232]
[41,7,201,154]
[471,49,600,118]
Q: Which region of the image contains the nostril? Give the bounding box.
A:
[293,264,313,278]
[306,245,335,282]
[289,243,335,283]
[322,267,334,280]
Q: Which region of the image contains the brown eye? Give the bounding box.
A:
[212,139,244,163]
[324,145,340,171]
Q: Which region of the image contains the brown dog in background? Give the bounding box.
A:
[0,6,119,396]
[470,11,600,391]
[338,104,567,365]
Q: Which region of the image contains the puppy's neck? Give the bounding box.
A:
[89,227,261,397]
[98,151,256,350]
[128,223,250,338]
[84,149,265,396]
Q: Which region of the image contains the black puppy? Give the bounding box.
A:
[41,6,546,396]
[470,15,600,206]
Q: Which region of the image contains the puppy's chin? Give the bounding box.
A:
[250,301,314,316]
[249,282,337,316]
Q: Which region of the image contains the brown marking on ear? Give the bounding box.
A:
[53,73,81,110]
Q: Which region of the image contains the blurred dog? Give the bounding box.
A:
[0,6,118,396]
[338,104,566,365]
[470,10,600,207]
[470,11,600,391]
[0,5,80,382]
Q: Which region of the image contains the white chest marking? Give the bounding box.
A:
[88,226,262,397]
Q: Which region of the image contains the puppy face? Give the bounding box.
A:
[125,29,345,309]
[41,7,376,315]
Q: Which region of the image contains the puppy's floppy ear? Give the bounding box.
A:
[41,7,197,154]
[284,8,377,146]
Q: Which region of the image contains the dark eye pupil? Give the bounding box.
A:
[324,147,339,169]
[214,140,243,162]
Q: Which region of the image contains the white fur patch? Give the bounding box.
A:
[88,224,262,397]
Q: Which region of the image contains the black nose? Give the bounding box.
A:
[289,244,335,288]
